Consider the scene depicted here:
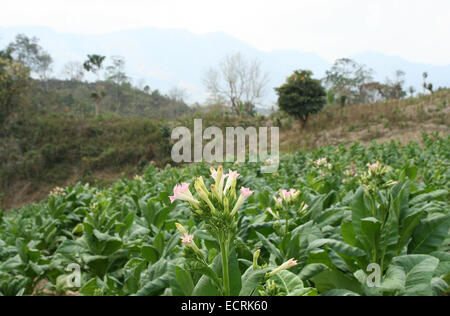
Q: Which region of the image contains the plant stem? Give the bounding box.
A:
[220,236,230,296]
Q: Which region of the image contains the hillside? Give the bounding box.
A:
[1,89,449,211]
[29,79,192,119]
[278,89,450,151]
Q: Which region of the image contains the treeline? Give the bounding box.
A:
[201,53,446,126]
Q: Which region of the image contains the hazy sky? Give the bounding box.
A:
[1,0,449,65]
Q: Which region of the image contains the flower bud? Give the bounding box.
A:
[176,223,189,236]
[253,249,261,270]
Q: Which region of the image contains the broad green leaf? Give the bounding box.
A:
[269,270,304,295]
[408,214,450,254]
[239,267,271,296]
[256,232,283,262]
[298,264,329,282]
[392,255,439,296]
[141,244,159,264]
[308,238,365,257]
[175,266,194,296]
[321,289,360,296]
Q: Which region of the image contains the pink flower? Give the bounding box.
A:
[315,158,328,166]
[227,170,240,179]
[169,182,199,206]
[367,162,380,169]
[230,187,254,216]
[240,187,254,198]
[286,258,298,268]
[211,172,228,181]
[279,189,291,200]
[223,170,240,195]
[180,234,194,245]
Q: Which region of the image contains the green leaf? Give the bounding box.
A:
[175,266,194,296]
[141,244,160,264]
[408,214,450,254]
[312,268,363,294]
[350,187,373,238]
[379,265,406,293]
[239,267,271,296]
[269,270,304,295]
[321,289,360,296]
[360,217,381,256]
[397,208,425,253]
[308,238,365,257]
[80,278,102,296]
[136,274,170,296]
[192,256,223,296]
[410,190,448,205]
[431,251,450,277]
[341,221,356,247]
[298,264,329,282]
[392,255,440,296]
[256,232,283,262]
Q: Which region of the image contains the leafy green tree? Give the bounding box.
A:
[83,54,106,117]
[0,56,30,122]
[324,58,373,105]
[275,70,326,127]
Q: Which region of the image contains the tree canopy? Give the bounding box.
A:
[275,70,326,126]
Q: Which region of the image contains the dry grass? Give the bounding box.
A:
[279,90,450,151]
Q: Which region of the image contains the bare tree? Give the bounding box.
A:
[169,86,189,103]
[203,52,269,116]
[62,61,85,81]
[106,56,129,112]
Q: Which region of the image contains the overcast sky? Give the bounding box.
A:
[1,0,449,65]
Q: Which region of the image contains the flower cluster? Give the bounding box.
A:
[171,166,253,297]
[170,166,253,238]
[344,169,358,178]
[365,161,390,178]
[315,157,332,170]
[50,187,66,197]
[134,175,145,182]
[273,188,301,208]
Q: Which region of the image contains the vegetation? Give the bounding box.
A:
[275,70,326,127]
[0,134,448,296]
[0,32,449,297]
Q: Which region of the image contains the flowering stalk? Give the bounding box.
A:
[171,166,253,297]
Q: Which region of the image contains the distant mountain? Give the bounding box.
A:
[1,26,449,106]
